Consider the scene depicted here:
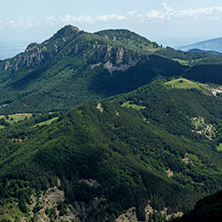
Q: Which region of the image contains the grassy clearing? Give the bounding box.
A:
[122,101,146,110]
[34,117,58,127]
[173,59,189,66]
[0,203,24,222]
[173,58,205,66]
[217,143,222,152]
[165,78,208,92]
[0,113,32,123]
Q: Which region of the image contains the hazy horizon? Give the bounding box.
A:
[1,0,222,59]
[0,30,217,60]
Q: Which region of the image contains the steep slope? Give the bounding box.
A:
[1,26,222,114]
[95,29,161,54]
[0,25,81,79]
[184,64,222,85]
[173,191,222,222]
[118,79,222,140]
[0,26,186,114]
[0,80,222,221]
[155,46,222,66]
[95,30,222,66]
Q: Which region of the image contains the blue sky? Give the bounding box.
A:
[1,0,222,58]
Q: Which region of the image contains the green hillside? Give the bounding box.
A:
[0,79,222,221]
[184,64,222,85]
[155,46,222,66]
[94,29,222,66]
[95,29,162,53]
[172,191,222,222]
[0,26,187,114]
[119,79,222,139]
[0,26,222,114]
[0,26,222,221]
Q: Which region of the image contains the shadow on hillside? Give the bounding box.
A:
[88,55,186,97]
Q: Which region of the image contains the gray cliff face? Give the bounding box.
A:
[25,43,38,52]
[3,25,80,72]
[4,44,51,71]
[1,25,141,75]
[90,44,139,66]
[88,44,140,74]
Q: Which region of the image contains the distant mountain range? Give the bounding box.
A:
[178,37,222,53]
[188,48,222,56]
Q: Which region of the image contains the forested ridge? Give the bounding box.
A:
[172,190,222,222]
[0,80,221,221]
[0,25,221,221]
[0,25,222,114]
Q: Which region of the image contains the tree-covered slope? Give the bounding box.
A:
[0,25,222,115]
[118,79,222,140]
[184,64,222,85]
[155,46,222,66]
[188,48,222,56]
[0,26,187,114]
[0,79,222,221]
[173,191,222,222]
[95,30,222,66]
[95,29,161,53]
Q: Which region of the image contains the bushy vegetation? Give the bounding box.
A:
[0,26,222,221]
[155,46,222,66]
[1,25,222,115]
[0,86,221,220]
[95,29,161,53]
[172,191,222,222]
[184,64,222,85]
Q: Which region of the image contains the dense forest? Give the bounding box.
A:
[0,79,221,221]
[0,25,221,221]
[0,25,222,114]
[172,191,222,222]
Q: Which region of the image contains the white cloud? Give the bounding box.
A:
[45,3,222,24]
[127,11,137,16]
[1,3,222,29]
[144,3,222,20]
[60,15,94,23]
[0,18,38,29]
[146,10,165,19]
[163,3,173,14]
[46,14,125,25]
[96,14,125,22]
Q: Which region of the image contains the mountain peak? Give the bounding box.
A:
[95,29,161,53]
[64,25,80,32]
[48,25,81,43]
[57,25,80,36]
[25,42,39,52]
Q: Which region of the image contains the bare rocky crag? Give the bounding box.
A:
[28,185,183,222]
[2,25,80,72]
[2,25,141,77]
[90,44,142,74]
[24,179,104,222]
[116,203,183,222]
